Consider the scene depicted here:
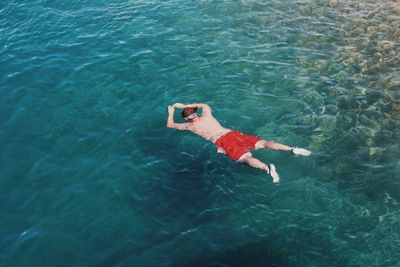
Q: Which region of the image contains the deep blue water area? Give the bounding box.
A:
[1,1,400,266]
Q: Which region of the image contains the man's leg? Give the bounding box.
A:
[241,154,280,183]
[255,140,291,151]
[255,140,311,156]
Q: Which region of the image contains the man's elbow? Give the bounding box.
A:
[166,123,175,129]
[201,104,211,113]
[199,103,210,109]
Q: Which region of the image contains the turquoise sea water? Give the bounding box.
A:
[1,0,400,266]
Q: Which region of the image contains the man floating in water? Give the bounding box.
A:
[167,103,311,183]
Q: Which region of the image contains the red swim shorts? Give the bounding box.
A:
[215,131,262,161]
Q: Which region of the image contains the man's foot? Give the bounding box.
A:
[291,147,311,156]
[267,164,280,183]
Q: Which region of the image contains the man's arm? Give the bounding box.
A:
[173,103,212,116]
[166,106,190,130]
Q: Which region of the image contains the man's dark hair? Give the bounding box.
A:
[181,107,197,118]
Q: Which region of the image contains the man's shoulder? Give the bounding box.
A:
[199,113,215,120]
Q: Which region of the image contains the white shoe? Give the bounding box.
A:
[291,147,311,156]
[267,164,280,183]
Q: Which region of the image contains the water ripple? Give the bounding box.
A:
[1,1,400,267]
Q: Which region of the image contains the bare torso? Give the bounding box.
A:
[188,114,231,143]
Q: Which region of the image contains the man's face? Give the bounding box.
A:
[184,113,197,121]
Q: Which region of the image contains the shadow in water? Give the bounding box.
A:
[173,231,350,267]
[177,237,290,267]
[95,116,354,267]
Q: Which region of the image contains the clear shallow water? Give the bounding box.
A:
[1,0,399,266]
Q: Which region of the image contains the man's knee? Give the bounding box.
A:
[255,140,274,149]
[241,155,268,171]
